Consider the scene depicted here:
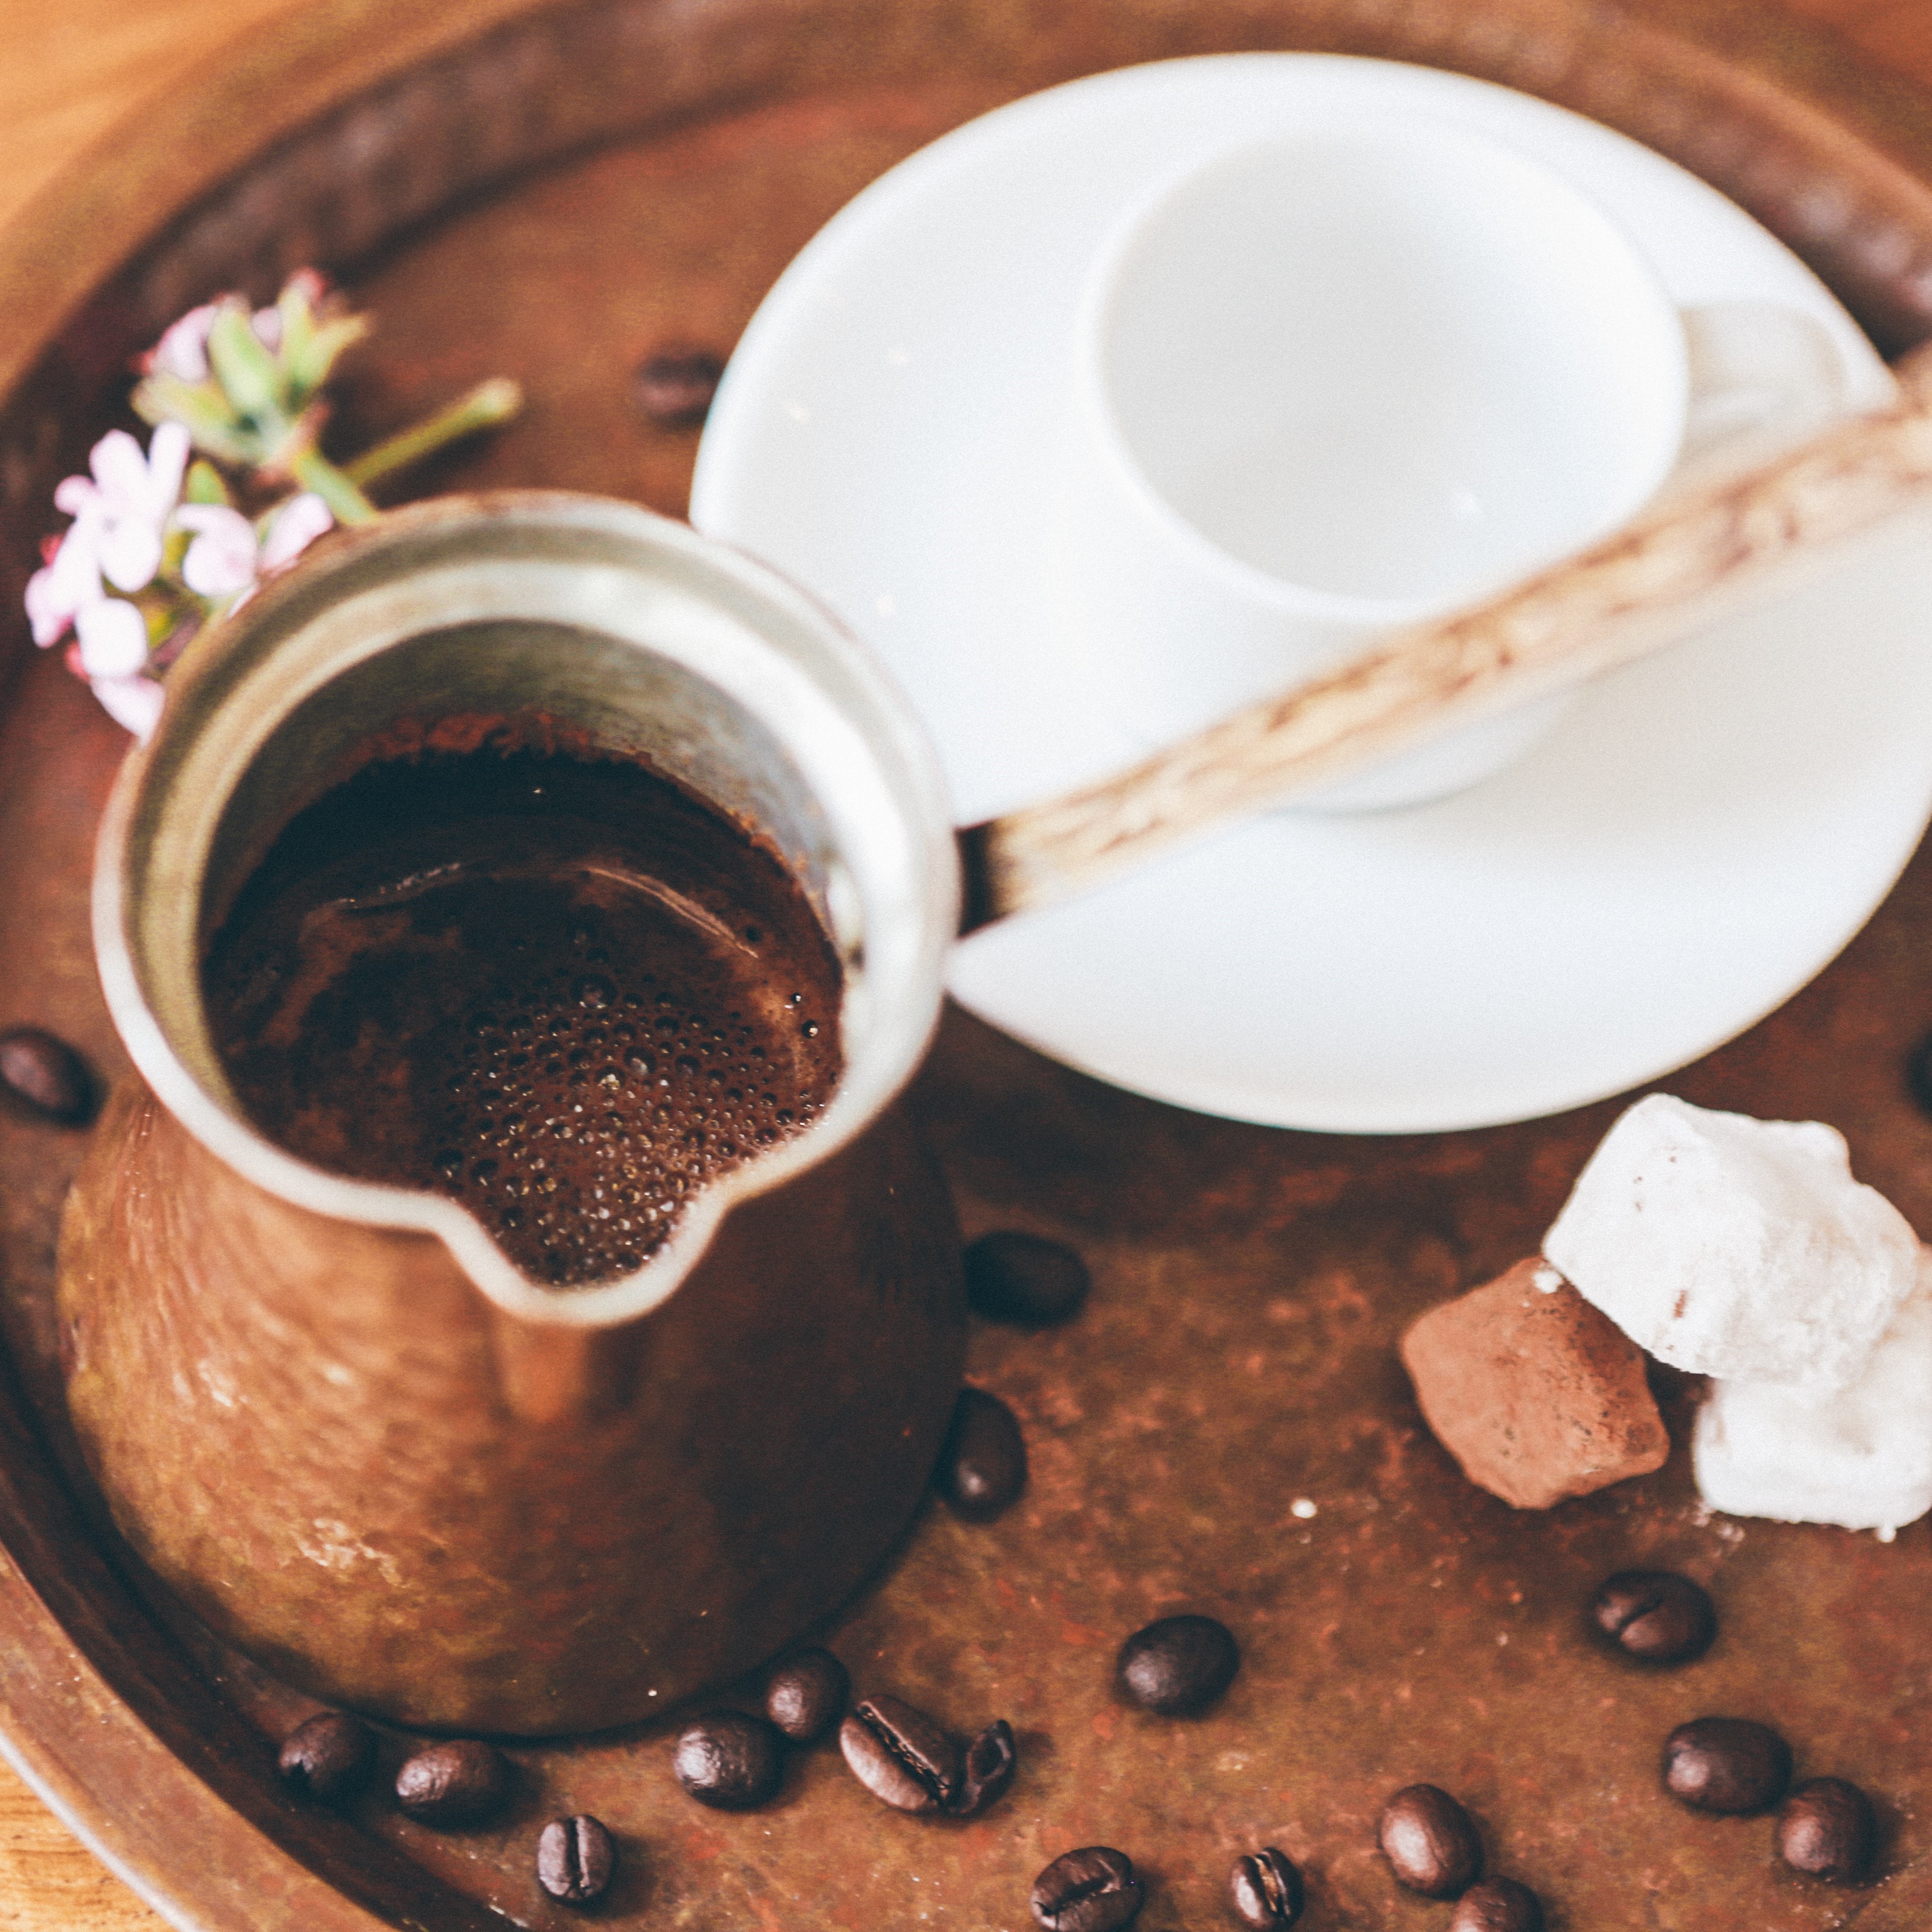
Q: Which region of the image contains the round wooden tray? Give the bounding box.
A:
[5,2,1932,1927]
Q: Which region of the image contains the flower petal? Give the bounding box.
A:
[75,596,151,680]
[52,475,99,517]
[178,504,260,598]
[260,492,332,569]
[91,673,165,740]
[98,516,163,594]
[146,420,191,514]
[25,567,70,647]
[24,521,104,642]
[145,303,216,383]
[89,429,151,507]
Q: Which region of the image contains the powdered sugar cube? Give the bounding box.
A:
[1692,1257,1932,1533]
[1543,1093,1917,1390]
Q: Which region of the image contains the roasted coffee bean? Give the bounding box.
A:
[0,1027,96,1126]
[839,1694,961,1813]
[1662,1715,1792,1814]
[936,1387,1027,1521]
[1592,1569,1716,1664]
[672,1711,785,1810]
[1450,1876,1546,1932]
[394,1740,512,1826]
[765,1647,849,1743]
[1031,1845,1145,1931]
[964,1231,1091,1325]
[1115,1613,1240,1715]
[1778,1777,1877,1884]
[950,1718,1017,1818]
[1230,1847,1304,1927]
[277,1711,375,1804]
[1907,1031,1932,1116]
[1378,1784,1483,1898]
[633,347,725,427]
[536,1814,616,1903]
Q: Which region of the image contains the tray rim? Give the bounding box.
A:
[6,0,1932,1926]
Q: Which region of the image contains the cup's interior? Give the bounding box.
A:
[1096,121,1688,607]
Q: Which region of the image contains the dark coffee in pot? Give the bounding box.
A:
[202,736,842,1286]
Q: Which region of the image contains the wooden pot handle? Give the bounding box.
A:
[957,339,1932,936]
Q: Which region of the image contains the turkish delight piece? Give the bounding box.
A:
[1400,1257,1669,1510]
[1692,1259,1932,1533]
[1543,1094,1917,1391]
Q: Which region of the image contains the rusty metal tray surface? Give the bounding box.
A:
[4,1,1932,1926]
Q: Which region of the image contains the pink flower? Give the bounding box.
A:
[260,490,333,568]
[175,504,258,598]
[73,597,149,680]
[140,292,294,382]
[56,598,162,741]
[25,512,104,647]
[144,303,219,383]
[50,423,189,594]
[89,671,165,741]
[177,492,332,606]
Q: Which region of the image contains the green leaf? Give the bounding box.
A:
[276,276,316,379]
[131,373,256,465]
[288,313,369,402]
[289,447,378,526]
[183,459,231,506]
[207,303,285,424]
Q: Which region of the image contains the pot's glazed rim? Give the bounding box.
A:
[92,491,962,1327]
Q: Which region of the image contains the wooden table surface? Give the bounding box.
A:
[1,0,1930,1925]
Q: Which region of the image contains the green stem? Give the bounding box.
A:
[291,448,381,526]
[345,377,525,492]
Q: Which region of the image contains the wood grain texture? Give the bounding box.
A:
[0,0,304,244]
[1,0,1931,1928]
[0,1775,157,1932]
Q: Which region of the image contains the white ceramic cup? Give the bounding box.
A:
[1058,116,1849,809]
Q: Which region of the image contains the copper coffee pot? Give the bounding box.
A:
[59,493,965,1736]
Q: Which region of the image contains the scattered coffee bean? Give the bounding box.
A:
[1450,1875,1545,1932]
[1230,1846,1304,1927]
[1907,1031,1932,1116]
[1031,1845,1145,1931]
[672,1710,785,1810]
[1661,1716,1792,1814]
[765,1647,849,1743]
[1116,1613,1239,1715]
[0,1027,96,1126]
[394,1740,512,1826]
[1378,1784,1483,1898]
[964,1230,1091,1325]
[1592,1569,1716,1664]
[951,1718,1017,1818]
[1778,1777,1877,1884]
[633,347,725,427]
[276,1710,375,1804]
[936,1387,1027,1521]
[536,1814,616,1903]
[839,1694,961,1813]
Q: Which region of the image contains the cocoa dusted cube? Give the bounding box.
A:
[1400,1257,1669,1508]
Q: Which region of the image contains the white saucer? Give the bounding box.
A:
[691,53,1932,1133]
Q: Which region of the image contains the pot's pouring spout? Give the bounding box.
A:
[486,1309,645,1424]
[958,339,1932,933]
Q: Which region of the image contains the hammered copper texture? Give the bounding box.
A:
[4,1,1932,1927]
[58,1082,965,1736]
